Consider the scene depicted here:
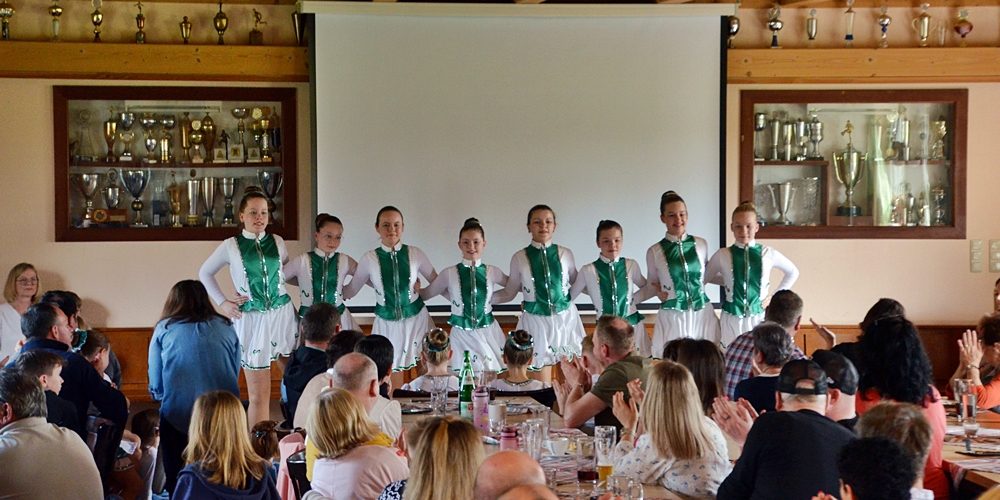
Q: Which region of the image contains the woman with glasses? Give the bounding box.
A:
[1,263,39,363]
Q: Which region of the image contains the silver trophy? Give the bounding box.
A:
[768,182,795,226]
[159,114,176,164]
[257,169,283,225]
[118,111,135,162]
[727,1,740,49]
[122,169,150,227]
[781,121,794,161]
[103,168,120,209]
[806,115,824,160]
[931,186,947,225]
[73,173,101,227]
[768,117,781,161]
[832,121,867,219]
[794,117,809,160]
[929,119,947,160]
[201,177,218,227]
[139,113,158,163]
[220,177,238,226]
[186,178,201,226]
[767,4,783,49]
[753,112,767,161]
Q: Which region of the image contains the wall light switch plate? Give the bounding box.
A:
[991,240,1000,273]
[971,239,984,273]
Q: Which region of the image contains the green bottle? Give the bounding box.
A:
[459,350,476,419]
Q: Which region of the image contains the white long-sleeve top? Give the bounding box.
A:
[283,249,358,310]
[198,229,290,306]
[569,256,646,320]
[645,233,712,310]
[704,241,799,315]
[419,259,508,326]
[341,242,437,305]
[494,242,578,308]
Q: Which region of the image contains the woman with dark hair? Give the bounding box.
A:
[824,297,906,375]
[856,316,947,500]
[954,313,1000,410]
[662,338,725,415]
[149,279,241,494]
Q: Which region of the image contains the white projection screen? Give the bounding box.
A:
[305,2,727,311]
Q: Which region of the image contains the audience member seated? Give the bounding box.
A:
[856,315,947,500]
[0,368,104,499]
[954,313,1000,410]
[80,329,114,385]
[492,330,548,392]
[284,303,340,425]
[251,420,281,477]
[724,290,812,398]
[579,334,605,385]
[856,401,934,500]
[13,349,78,431]
[307,388,408,498]
[0,262,37,364]
[293,329,365,429]
[474,450,547,500]
[331,352,402,440]
[378,415,484,499]
[716,360,855,500]
[12,302,127,438]
[610,360,730,499]
[355,334,400,401]
[811,349,859,430]
[733,321,793,414]
[131,408,164,500]
[148,280,241,493]
[41,289,122,387]
[820,437,916,500]
[662,338,726,415]
[497,484,559,500]
[174,391,279,500]
[829,297,906,375]
[555,315,647,429]
[402,328,460,392]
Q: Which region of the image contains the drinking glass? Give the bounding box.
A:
[488,401,507,435]
[522,419,545,460]
[954,378,972,422]
[961,392,978,423]
[575,437,597,497]
[429,375,450,416]
[594,425,617,485]
[532,405,552,437]
[479,369,498,399]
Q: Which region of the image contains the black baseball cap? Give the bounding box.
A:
[812,349,859,396]
[777,359,829,395]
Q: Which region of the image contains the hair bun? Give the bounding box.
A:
[463,217,481,227]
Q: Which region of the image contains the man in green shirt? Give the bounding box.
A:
[555,315,647,429]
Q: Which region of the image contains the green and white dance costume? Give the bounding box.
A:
[420,259,509,372]
[705,241,799,347]
[283,249,359,331]
[342,242,437,372]
[645,233,721,355]
[497,241,585,369]
[199,229,298,370]
[569,256,651,357]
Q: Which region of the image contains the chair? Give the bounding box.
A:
[287,450,311,498]
[495,387,557,408]
[88,417,122,494]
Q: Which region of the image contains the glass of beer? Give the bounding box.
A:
[575,436,597,496]
[594,425,617,485]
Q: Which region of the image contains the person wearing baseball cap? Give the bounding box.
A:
[717,359,855,500]
[812,349,860,431]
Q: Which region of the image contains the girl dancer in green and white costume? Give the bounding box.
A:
[199,191,297,427]
[705,201,799,347]
[645,191,721,356]
[342,206,437,372]
[495,204,585,375]
[283,213,359,331]
[419,218,508,372]
[570,220,651,357]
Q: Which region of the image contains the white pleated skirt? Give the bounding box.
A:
[234,301,298,370]
[651,307,722,358]
[633,321,652,358]
[339,308,359,332]
[517,308,586,369]
[373,308,436,372]
[720,311,764,348]
[449,321,507,372]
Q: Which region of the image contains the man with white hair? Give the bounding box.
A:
[716,359,855,500]
[329,352,401,440]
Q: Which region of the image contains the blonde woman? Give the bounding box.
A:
[611,361,730,499]
[378,416,484,500]
[308,388,408,499]
[173,391,279,499]
[1,262,39,363]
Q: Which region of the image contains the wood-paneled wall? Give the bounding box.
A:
[102,321,971,404]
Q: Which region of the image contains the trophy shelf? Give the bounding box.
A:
[740,88,967,239]
[54,85,299,242]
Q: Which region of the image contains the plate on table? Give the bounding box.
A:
[400,402,432,414]
[505,403,532,415]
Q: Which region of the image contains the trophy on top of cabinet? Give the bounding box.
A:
[727,1,740,49]
[292,0,305,46]
[912,3,931,47]
[833,120,867,219]
[0,0,14,41]
[249,9,265,46]
[49,0,62,41]
[805,9,817,47]
[213,0,228,45]
[954,9,973,47]
[767,4,783,49]
[877,3,892,48]
[843,0,856,47]
[179,16,192,44]
[91,0,103,42]
[134,1,146,44]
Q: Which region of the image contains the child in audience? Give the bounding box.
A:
[494,204,585,380]
[354,334,403,440]
[131,409,164,500]
[282,302,340,423]
[645,191,721,353]
[174,391,279,499]
[813,437,916,500]
[79,329,113,386]
[580,335,605,385]
[571,220,650,357]
[342,206,437,386]
[250,420,281,477]
[419,218,508,372]
[13,349,78,431]
[199,191,298,428]
[492,330,548,392]
[284,213,359,330]
[855,401,934,500]
[402,328,460,392]
[706,201,799,346]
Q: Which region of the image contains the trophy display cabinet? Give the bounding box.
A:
[739,89,967,239]
[54,86,298,242]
